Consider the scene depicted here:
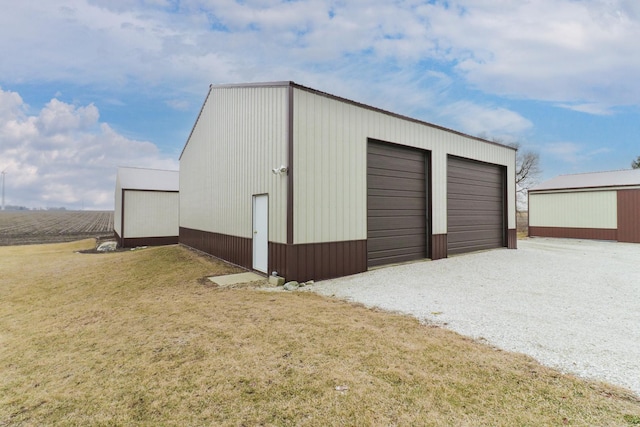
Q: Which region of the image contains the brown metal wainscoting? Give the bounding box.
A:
[617,189,640,243]
[367,140,429,267]
[431,234,447,260]
[121,236,179,248]
[447,156,506,255]
[508,229,518,249]
[180,228,367,282]
[528,226,617,241]
[179,227,252,270]
[270,241,367,283]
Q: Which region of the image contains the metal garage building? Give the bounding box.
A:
[114,167,180,248]
[529,169,640,243]
[179,81,517,282]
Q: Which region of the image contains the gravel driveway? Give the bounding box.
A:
[310,238,640,396]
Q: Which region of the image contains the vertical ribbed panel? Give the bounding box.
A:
[293,88,516,244]
[529,191,617,229]
[180,86,288,243]
[268,240,367,282]
[123,191,179,238]
[431,234,447,259]
[617,189,640,243]
[179,227,252,269]
[508,229,518,249]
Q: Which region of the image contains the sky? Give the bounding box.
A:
[1,0,639,210]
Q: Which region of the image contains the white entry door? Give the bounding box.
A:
[252,194,268,273]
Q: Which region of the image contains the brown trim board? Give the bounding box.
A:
[120,190,125,247]
[121,189,179,193]
[529,226,617,241]
[122,236,179,248]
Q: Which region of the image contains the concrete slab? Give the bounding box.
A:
[208,272,265,286]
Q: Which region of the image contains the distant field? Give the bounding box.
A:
[0,211,114,246]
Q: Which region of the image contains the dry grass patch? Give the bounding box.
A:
[1,240,639,426]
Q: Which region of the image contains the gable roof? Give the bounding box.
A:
[117,167,179,191]
[530,169,640,192]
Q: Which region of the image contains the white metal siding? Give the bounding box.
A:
[179,86,288,242]
[293,88,516,244]
[123,191,179,238]
[529,191,617,229]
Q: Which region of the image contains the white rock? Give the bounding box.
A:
[96,241,117,252]
[283,281,299,291]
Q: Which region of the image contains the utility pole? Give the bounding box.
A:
[1,169,6,211]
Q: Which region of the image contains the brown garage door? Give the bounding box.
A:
[447,156,505,255]
[367,141,428,267]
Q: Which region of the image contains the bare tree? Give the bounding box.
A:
[477,136,542,210]
[632,155,640,169]
[509,142,541,194]
[481,137,541,211]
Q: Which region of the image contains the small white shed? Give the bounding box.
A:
[529,169,640,243]
[114,167,179,247]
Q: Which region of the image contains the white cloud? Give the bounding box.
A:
[3,0,639,111]
[425,0,640,107]
[0,87,177,210]
[37,99,100,136]
[0,88,27,120]
[543,141,612,164]
[557,103,614,116]
[440,100,533,139]
[3,0,640,205]
[165,99,191,110]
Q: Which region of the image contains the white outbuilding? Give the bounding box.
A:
[179,81,517,282]
[528,169,640,243]
[114,167,179,248]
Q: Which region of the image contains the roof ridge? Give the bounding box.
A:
[556,168,637,177]
[118,166,179,173]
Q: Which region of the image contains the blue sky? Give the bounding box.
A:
[1,0,639,210]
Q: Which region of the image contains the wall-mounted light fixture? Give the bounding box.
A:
[272,165,289,176]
